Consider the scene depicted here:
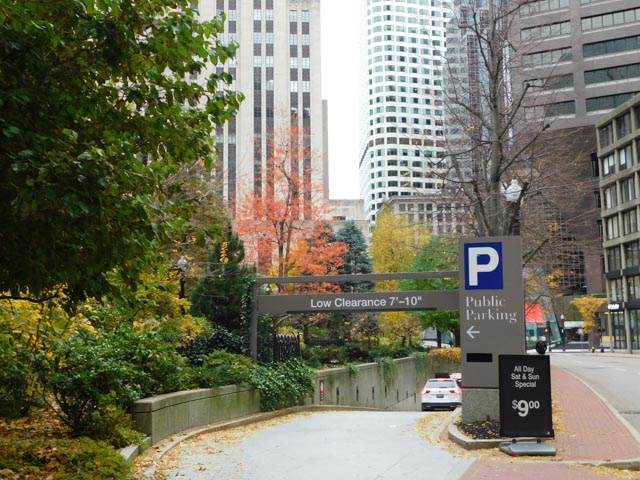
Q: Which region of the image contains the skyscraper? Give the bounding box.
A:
[513,0,640,128]
[198,0,327,217]
[360,0,451,223]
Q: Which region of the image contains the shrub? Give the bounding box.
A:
[428,347,461,363]
[192,350,254,387]
[0,335,37,418]
[36,328,187,439]
[178,325,247,366]
[250,359,314,411]
[0,437,133,479]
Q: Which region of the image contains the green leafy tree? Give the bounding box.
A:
[0,1,243,304]
[190,226,255,334]
[334,220,374,292]
[400,236,460,347]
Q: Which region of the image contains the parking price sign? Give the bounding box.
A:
[499,354,553,438]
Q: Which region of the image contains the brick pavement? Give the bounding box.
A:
[459,366,640,479]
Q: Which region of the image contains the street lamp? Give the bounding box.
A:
[503,179,522,235]
[559,314,566,351]
[176,255,189,300]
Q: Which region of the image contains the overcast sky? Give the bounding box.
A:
[321,0,364,199]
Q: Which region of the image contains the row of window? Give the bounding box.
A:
[585,63,640,85]
[369,85,442,95]
[248,9,311,23]
[581,8,640,32]
[369,181,441,189]
[601,143,636,177]
[587,92,638,113]
[370,74,443,85]
[370,16,445,27]
[520,0,569,16]
[370,96,442,106]
[369,4,446,15]
[584,34,640,58]
[368,127,447,140]
[600,108,640,148]
[369,33,443,46]
[604,210,639,240]
[369,40,444,53]
[607,241,640,272]
[520,21,570,42]
[603,175,637,210]
[369,0,448,7]
[523,47,571,68]
[608,275,640,302]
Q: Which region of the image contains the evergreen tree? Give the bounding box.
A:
[334,221,374,292]
[190,226,254,334]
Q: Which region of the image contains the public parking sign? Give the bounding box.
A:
[459,237,525,388]
[499,354,553,438]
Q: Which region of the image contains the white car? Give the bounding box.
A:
[421,378,461,411]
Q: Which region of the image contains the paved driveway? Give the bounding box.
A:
[153,411,472,480]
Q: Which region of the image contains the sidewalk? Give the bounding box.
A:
[457,366,640,479]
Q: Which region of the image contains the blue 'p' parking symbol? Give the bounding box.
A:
[465,242,503,290]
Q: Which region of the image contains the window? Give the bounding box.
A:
[617,114,632,139]
[599,123,613,148]
[623,209,638,235]
[289,10,297,22]
[606,215,619,240]
[253,32,262,44]
[290,81,298,92]
[521,0,569,16]
[290,57,298,69]
[253,55,262,67]
[521,21,570,41]
[607,246,622,271]
[290,34,298,45]
[625,241,640,268]
[604,185,617,209]
[253,9,261,21]
[602,154,615,176]
[619,144,633,171]
[621,176,636,203]
[627,276,640,300]
[609,277,623,301]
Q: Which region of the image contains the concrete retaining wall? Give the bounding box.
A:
[131,384,260,445]
[131,356,459,445]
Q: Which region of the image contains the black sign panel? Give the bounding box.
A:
[499,354,553,438]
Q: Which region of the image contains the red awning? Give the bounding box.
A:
[525,304,545,324]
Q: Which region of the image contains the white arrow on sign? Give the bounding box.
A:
[466,325,480,339]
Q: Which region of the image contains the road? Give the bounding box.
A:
[152,411,473,480]
[550,351,640,435]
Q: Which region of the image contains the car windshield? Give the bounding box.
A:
[426,380,456,389]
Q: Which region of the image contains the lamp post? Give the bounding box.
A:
[559,314,566,351]
[176,255,189,301]
[504,179,522,235]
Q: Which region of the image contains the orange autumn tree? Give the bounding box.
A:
[235,123,337,283]
[289,224,348,293]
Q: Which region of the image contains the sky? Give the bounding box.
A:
[321,0,364,199]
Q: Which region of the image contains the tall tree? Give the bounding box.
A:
[190,226,254,334]
[0,1,242,304]
[334,221,374,292]
[235,124,330,279]
[401,236,460,347]
[369,205,431,291]
[444,1,546,236]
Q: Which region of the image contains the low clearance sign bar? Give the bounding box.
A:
[258,290,458,314]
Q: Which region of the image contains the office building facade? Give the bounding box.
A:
[199,0,327,217]
[597,93,640,351]
[360,0,451,223]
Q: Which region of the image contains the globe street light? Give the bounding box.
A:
[503,179,522,235]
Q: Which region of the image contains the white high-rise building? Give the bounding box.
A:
[198,0,327,217]
[360,0,451,223]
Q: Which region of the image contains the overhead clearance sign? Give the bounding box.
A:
[258,290,458,314]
